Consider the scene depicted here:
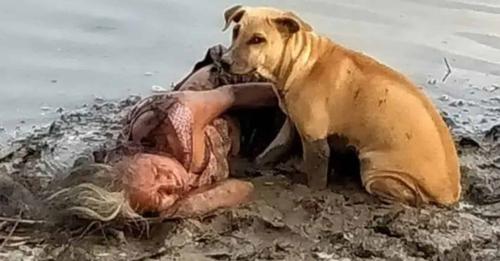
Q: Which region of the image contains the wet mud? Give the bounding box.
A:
[0,96,499,261]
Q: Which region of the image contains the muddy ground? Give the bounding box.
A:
[0,96,499,261]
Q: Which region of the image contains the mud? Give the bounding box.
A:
[0,96,499,261]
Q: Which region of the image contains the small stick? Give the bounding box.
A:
[0,222,7,231]
[98,222,110,245]
[77,221,98,241]
[0,216,46,225]
[6,241,27,247]
[0,235,30,241]
[477,212,500,218]
[131,247,169,261]
[442,57,452,82]
[0,211,22,250]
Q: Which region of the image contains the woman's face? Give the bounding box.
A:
[121,153,189,214]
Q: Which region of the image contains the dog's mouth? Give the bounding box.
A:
[233,69,256,76]
[242,68,258,76]
[224,64,257,76]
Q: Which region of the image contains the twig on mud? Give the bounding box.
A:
[98,222,110,245]
[0,216,46,225]
[132,219,150,239]
[107,228,128,246]
[124,216,162,238]
[476,212,500,218]
[0,211,22,250]
[76,221,98,241]
[5,241,27,248]
[0,222,7,231]
[131,247,169,261]
[442,57,452,82]
[0,235,30,241]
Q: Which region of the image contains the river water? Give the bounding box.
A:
[1,0,499,144]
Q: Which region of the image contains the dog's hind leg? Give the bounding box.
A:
[363,171,428,206]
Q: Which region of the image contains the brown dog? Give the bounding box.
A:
[220,5,461,206]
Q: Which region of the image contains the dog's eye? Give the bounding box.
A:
[247,35,266,45]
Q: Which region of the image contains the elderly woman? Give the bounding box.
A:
[117,85,277,218]
[49,45,286,220]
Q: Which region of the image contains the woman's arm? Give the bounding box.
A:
[218,82,278,108]
[161,179,254,219]
[178,82,278,131]
[175,65,216,91]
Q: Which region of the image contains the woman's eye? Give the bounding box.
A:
[247,36,266,45]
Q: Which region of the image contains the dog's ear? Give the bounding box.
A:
[273,12,312,34]
[284,11,312,32]
[223,5,246,31]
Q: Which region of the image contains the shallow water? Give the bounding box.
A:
[1,0,499,143]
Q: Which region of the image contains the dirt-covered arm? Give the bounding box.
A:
[160,179,254,219]
[218,82,278,109]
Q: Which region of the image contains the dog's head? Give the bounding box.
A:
[220,5,312,80]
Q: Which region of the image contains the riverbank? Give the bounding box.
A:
[0,95,498,260]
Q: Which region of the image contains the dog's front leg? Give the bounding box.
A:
[301,137,330,190]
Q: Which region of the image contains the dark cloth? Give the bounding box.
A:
[173,45,268,91]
